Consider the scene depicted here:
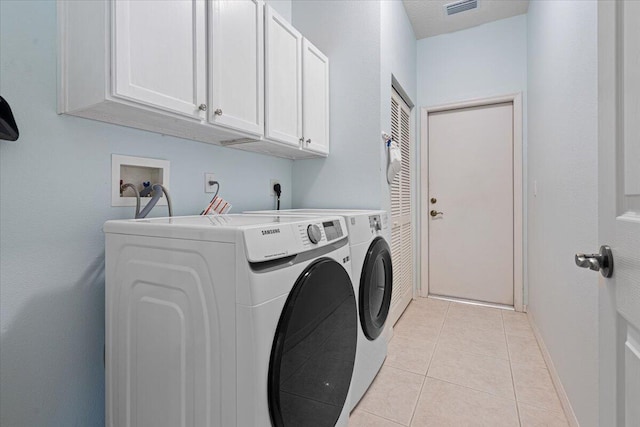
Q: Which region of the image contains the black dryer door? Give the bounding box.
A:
[268,257,357,427]
[359,237,393,340]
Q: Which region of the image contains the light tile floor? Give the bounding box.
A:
[350,298,570,427]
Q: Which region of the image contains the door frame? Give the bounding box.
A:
[418,94,524,312]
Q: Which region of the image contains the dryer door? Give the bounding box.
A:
[359,237,393,340]
[268,258,357,427]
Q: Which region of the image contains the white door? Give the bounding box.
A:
[428,103,514,306]
[302,39,330,155]
[209,0,264,136]
[389,90,413,325]
[598,2,640,425]
[113,0,206,118]
[264,6,302,147]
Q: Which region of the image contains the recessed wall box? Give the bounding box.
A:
[112,154,170,207]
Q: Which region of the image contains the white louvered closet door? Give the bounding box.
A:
[389,89,413,326]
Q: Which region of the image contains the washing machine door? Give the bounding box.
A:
[268,258,357,427]
[359,237,393,340]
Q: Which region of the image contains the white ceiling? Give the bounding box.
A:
[402,0,529,39]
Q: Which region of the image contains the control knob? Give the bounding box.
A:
[307,224,322,244]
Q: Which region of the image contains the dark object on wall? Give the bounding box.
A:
[0,96,19,141]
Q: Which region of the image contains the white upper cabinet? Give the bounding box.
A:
[302,39,330,155]
[58,0,328,159]
[264,6,329,156]
[265,7,303,148]
[113,0,207,119]
[209,0,264,136]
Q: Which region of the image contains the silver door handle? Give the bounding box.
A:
[575,245,613,278]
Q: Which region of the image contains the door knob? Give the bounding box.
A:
[430,198,437,204]
[430,210,443,217]
[575,245,613,278]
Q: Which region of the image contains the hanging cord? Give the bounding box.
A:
[155,184,173,217]
[121,182,172,218]
[137,184,173,218]
[120,183,141,218]
[200,181,220,215]
[273,183,282,210]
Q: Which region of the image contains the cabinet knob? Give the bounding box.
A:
[214,109,223,116]
[299,138,304,144]
[198,104,207,112]
[306,139,311,144]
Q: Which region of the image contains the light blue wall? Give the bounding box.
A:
[417,14,527,107]
[290,1,416,212]
[0,1,292,425]
[527,1,598,425]
[380,0,418,215]
[291,0,382,209]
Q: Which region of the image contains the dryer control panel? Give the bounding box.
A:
[297,219,343,249]
[244,216,348,262]
[321,219,344,241]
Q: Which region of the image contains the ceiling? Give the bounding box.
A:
[402,0,529,39]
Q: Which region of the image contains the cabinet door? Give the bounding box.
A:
[302,39,330,155]
[210,0,264,136]
[265,6,303,148]
[113,0,206,119]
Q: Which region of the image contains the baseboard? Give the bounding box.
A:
[527,312,580,427]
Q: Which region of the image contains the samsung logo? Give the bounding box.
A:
[261,228,281,235]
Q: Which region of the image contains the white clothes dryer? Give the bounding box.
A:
[245,209,393,410]
[104,214,357,427]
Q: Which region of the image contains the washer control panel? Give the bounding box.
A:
[369,215,381,232]
[368,213,389,235]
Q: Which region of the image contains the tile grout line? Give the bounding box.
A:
[503,310,523,427]
[356,406,408,426]
[428,303,521,403]
[423,376,519,402]
[407,300,450,427]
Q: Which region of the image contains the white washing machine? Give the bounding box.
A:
[246,209,393,410]
[104,214,357,427]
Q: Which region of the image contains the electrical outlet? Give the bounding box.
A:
[205,173,217,193]
[270,179,281,196]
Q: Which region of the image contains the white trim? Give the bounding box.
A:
[111,154,170,207]
[428,294,515,311]
[419,93,525,312]
[528,312,580,427]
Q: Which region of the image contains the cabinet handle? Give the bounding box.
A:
[299,138,304,144]
[214,109,223,116]
[306,139,311,144]
[198,104,207,112]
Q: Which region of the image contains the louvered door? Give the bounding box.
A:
[389,90,413,326]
